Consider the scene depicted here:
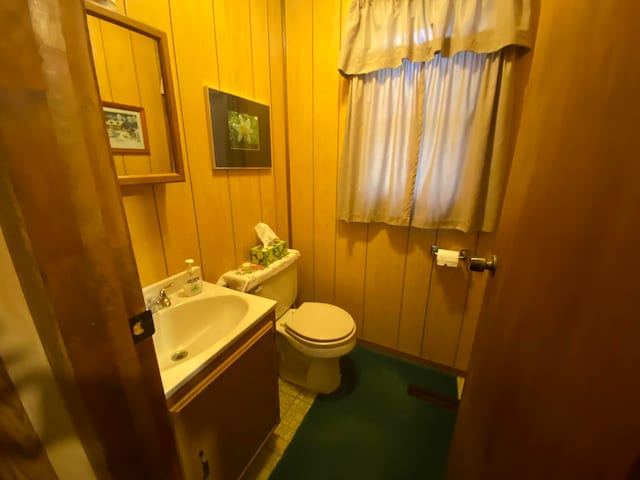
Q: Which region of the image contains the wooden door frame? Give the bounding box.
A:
[0,0,182,478]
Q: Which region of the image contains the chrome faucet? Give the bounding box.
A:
[146,282,174,312]
[159,283,173,306]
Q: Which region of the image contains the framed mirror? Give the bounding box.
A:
[85,2,185,185]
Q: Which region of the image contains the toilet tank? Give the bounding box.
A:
[252,257,298,319]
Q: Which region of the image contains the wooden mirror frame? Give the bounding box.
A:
[85,2,185,185]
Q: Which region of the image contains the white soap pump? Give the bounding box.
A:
[183,258,203,296]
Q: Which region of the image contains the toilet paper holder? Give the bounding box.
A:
[431,244,497,275]
[431,245,469,261]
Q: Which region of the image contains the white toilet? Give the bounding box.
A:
[238,250,356,394]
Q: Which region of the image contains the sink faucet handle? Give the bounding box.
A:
[158,282,174,308]
[159,282,174,297]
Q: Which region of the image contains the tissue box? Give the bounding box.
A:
[249,241,288,266]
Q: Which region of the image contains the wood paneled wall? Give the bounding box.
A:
[116,0,530,371]
[111,0,289,286]
[284,0,532,371]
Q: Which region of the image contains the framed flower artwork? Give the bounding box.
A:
[205,88,271,169]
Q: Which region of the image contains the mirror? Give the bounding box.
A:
[85,3,184,185]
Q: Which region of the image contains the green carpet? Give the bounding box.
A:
[270,346,457,480]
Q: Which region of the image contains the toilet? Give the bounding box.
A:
[221,250,356,394]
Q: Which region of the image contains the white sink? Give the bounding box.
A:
[143,278,276,397]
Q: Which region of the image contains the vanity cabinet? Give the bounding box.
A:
[168,312,279,479]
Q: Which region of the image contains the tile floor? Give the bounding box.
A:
[241,378,316,480]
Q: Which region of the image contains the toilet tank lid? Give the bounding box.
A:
[285,303,355,342]
[216,249,300,293]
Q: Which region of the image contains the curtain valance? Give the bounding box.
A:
[339,0,532,75]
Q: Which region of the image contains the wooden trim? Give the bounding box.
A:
[85,1,186,184]
[169,321,275,414]
[167,311,276,409]
[85,1,165,38]
[357,339,466,378]
[118,172,185,185]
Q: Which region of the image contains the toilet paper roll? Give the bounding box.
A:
[436,249,459,268]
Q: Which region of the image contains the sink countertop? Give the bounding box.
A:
[142,275,276,397]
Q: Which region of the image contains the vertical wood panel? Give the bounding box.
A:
[125,0,167,30]
[397,228,437,355]
[251,0,278,232]
[421,230,476,365]
[334,222,368,335]
[86,19,111,99]
[169,0,237,279]
[121,186,167,284]
[362,225,410,348]
[227,170,262,266]
[152,181,202,276]
[284,0,314,302]
[215,0,263,267]
[311,0,341,304]
[212,0,254,96]
[126,0,202,279]
[267,0,290,243]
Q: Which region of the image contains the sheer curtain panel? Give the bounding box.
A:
[337,60,424,226]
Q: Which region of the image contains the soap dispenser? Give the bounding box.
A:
[183,258,203,296]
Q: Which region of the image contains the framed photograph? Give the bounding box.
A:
[205,88,271,169]
[102,102,150,154]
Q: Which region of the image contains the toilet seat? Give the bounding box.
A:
[284,302,355,345]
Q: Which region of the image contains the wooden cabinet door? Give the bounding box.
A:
[171,322,279,479]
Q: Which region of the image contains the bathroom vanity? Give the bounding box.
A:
[143,275,279,480]
[167,311,278,479]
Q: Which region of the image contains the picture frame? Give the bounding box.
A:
[102,102,150,154]
[205,87,271,169]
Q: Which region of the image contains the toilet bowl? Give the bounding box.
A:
[276,302,356,393]
[218,249,356,394]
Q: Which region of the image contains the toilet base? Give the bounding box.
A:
[276,334,344,394]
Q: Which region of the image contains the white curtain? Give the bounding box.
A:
[337,60,424,225]
[337,0,530,232]
[337,49,514,231]
[412,49,515,232]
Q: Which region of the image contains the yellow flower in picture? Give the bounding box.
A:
[228,110,260,151]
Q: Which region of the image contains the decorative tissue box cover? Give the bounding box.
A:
[249,241,288,266]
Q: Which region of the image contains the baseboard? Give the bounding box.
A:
[356,339,466,378]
